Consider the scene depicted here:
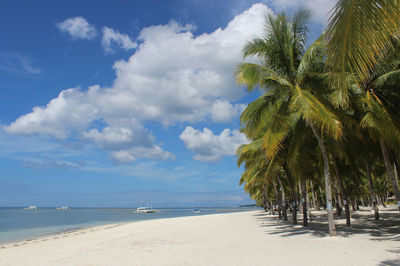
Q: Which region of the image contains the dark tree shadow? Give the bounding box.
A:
[253,207,400,265]
[253,207,400,240]
[379,259,400,266]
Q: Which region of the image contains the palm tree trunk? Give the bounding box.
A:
[394,160,400,188]
[310,180,318,210]
[273,180,282,218]
[283,165,297,225]
[307,181,312,222]
[334,184,342,216]
[308,122,336,236]
[351,200,356,211]
[298,182,303,214]
[332,156,350,226]
[301,179,308,226]
[276,175,288,221]
[379,138,400,213]
[319,187,326,209]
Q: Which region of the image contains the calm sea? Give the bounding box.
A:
[0,207,252,243]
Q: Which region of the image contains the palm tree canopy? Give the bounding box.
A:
[326,0,400,99]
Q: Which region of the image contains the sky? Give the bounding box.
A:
[0,0,336,207]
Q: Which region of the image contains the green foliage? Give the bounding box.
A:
[236,5,400,225]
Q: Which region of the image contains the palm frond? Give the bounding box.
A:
[290,84,343,140]
[326,0,400,91]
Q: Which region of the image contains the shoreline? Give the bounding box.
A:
[0,209,399,265]
[0,209,255,246]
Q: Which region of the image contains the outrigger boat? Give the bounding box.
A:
[24,206,38,210]
[136,203,158,213]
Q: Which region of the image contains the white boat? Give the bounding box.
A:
[24,206,38,210]
[136,203,158,213]
[192,209,200,214]
[56,206,70,210]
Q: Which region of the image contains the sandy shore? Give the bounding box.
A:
[0,209,399,266]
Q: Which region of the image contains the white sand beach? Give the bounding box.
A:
[0,209,399,266]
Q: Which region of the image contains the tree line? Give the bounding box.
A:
[235,1,400,236]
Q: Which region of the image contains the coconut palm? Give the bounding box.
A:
[237,139,287,218]
[236,11,342,236]
[326,0,400,100]
[355,40,400,212]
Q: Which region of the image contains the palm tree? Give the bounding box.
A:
[356,39,400,213]
[236,11,342,236]
[237,139,286,217]
[326,0,400,100]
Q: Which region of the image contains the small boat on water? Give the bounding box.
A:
[24,206,38,210]
[192,209,200,214]
[136,203,158,213]
[56,206,70,210]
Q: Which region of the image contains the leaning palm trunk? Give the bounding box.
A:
[365,163,379,220]
[309,122,336,236]
[332,157,351,226]
[394,161,400,188]
[379,138,400,213]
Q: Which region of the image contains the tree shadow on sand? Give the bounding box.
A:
[254,207,400,265]
[253,207,400,241]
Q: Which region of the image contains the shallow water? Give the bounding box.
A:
[0,207,252,243]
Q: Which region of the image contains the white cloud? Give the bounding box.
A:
[4,88,98,139]
[5,3,271,162]
[269,0,336,25]
[57,17,97,40]
[82,124,153,150]
[106,4,270,125]
[22,159,82,170]
[211,100,245,123]
[82,123,173,163]
[179,127,249,162]
[110,145,174,164]
[101,27,137,53]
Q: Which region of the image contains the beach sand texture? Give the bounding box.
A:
[0,209,399,266]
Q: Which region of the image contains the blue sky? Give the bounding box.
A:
[0,0,334,207]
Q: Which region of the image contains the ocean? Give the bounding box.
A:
[0,207,252,243]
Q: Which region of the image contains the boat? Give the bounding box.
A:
[192,209,200,214]
[136,203,158,213]
[56,206,70,210]
[24,206,38,210]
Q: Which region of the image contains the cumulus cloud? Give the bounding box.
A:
[5,3,270,162]
[57,17,97,40]
[269,0,336,25]
[82,122,173,163]
[4,88,98,139]
[211,100,246,123]
[179,127,249,162]
[82,124,153,150]
[106,4,270,125]
[101,27,137,53]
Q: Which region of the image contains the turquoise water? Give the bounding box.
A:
[0,207,250,243]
